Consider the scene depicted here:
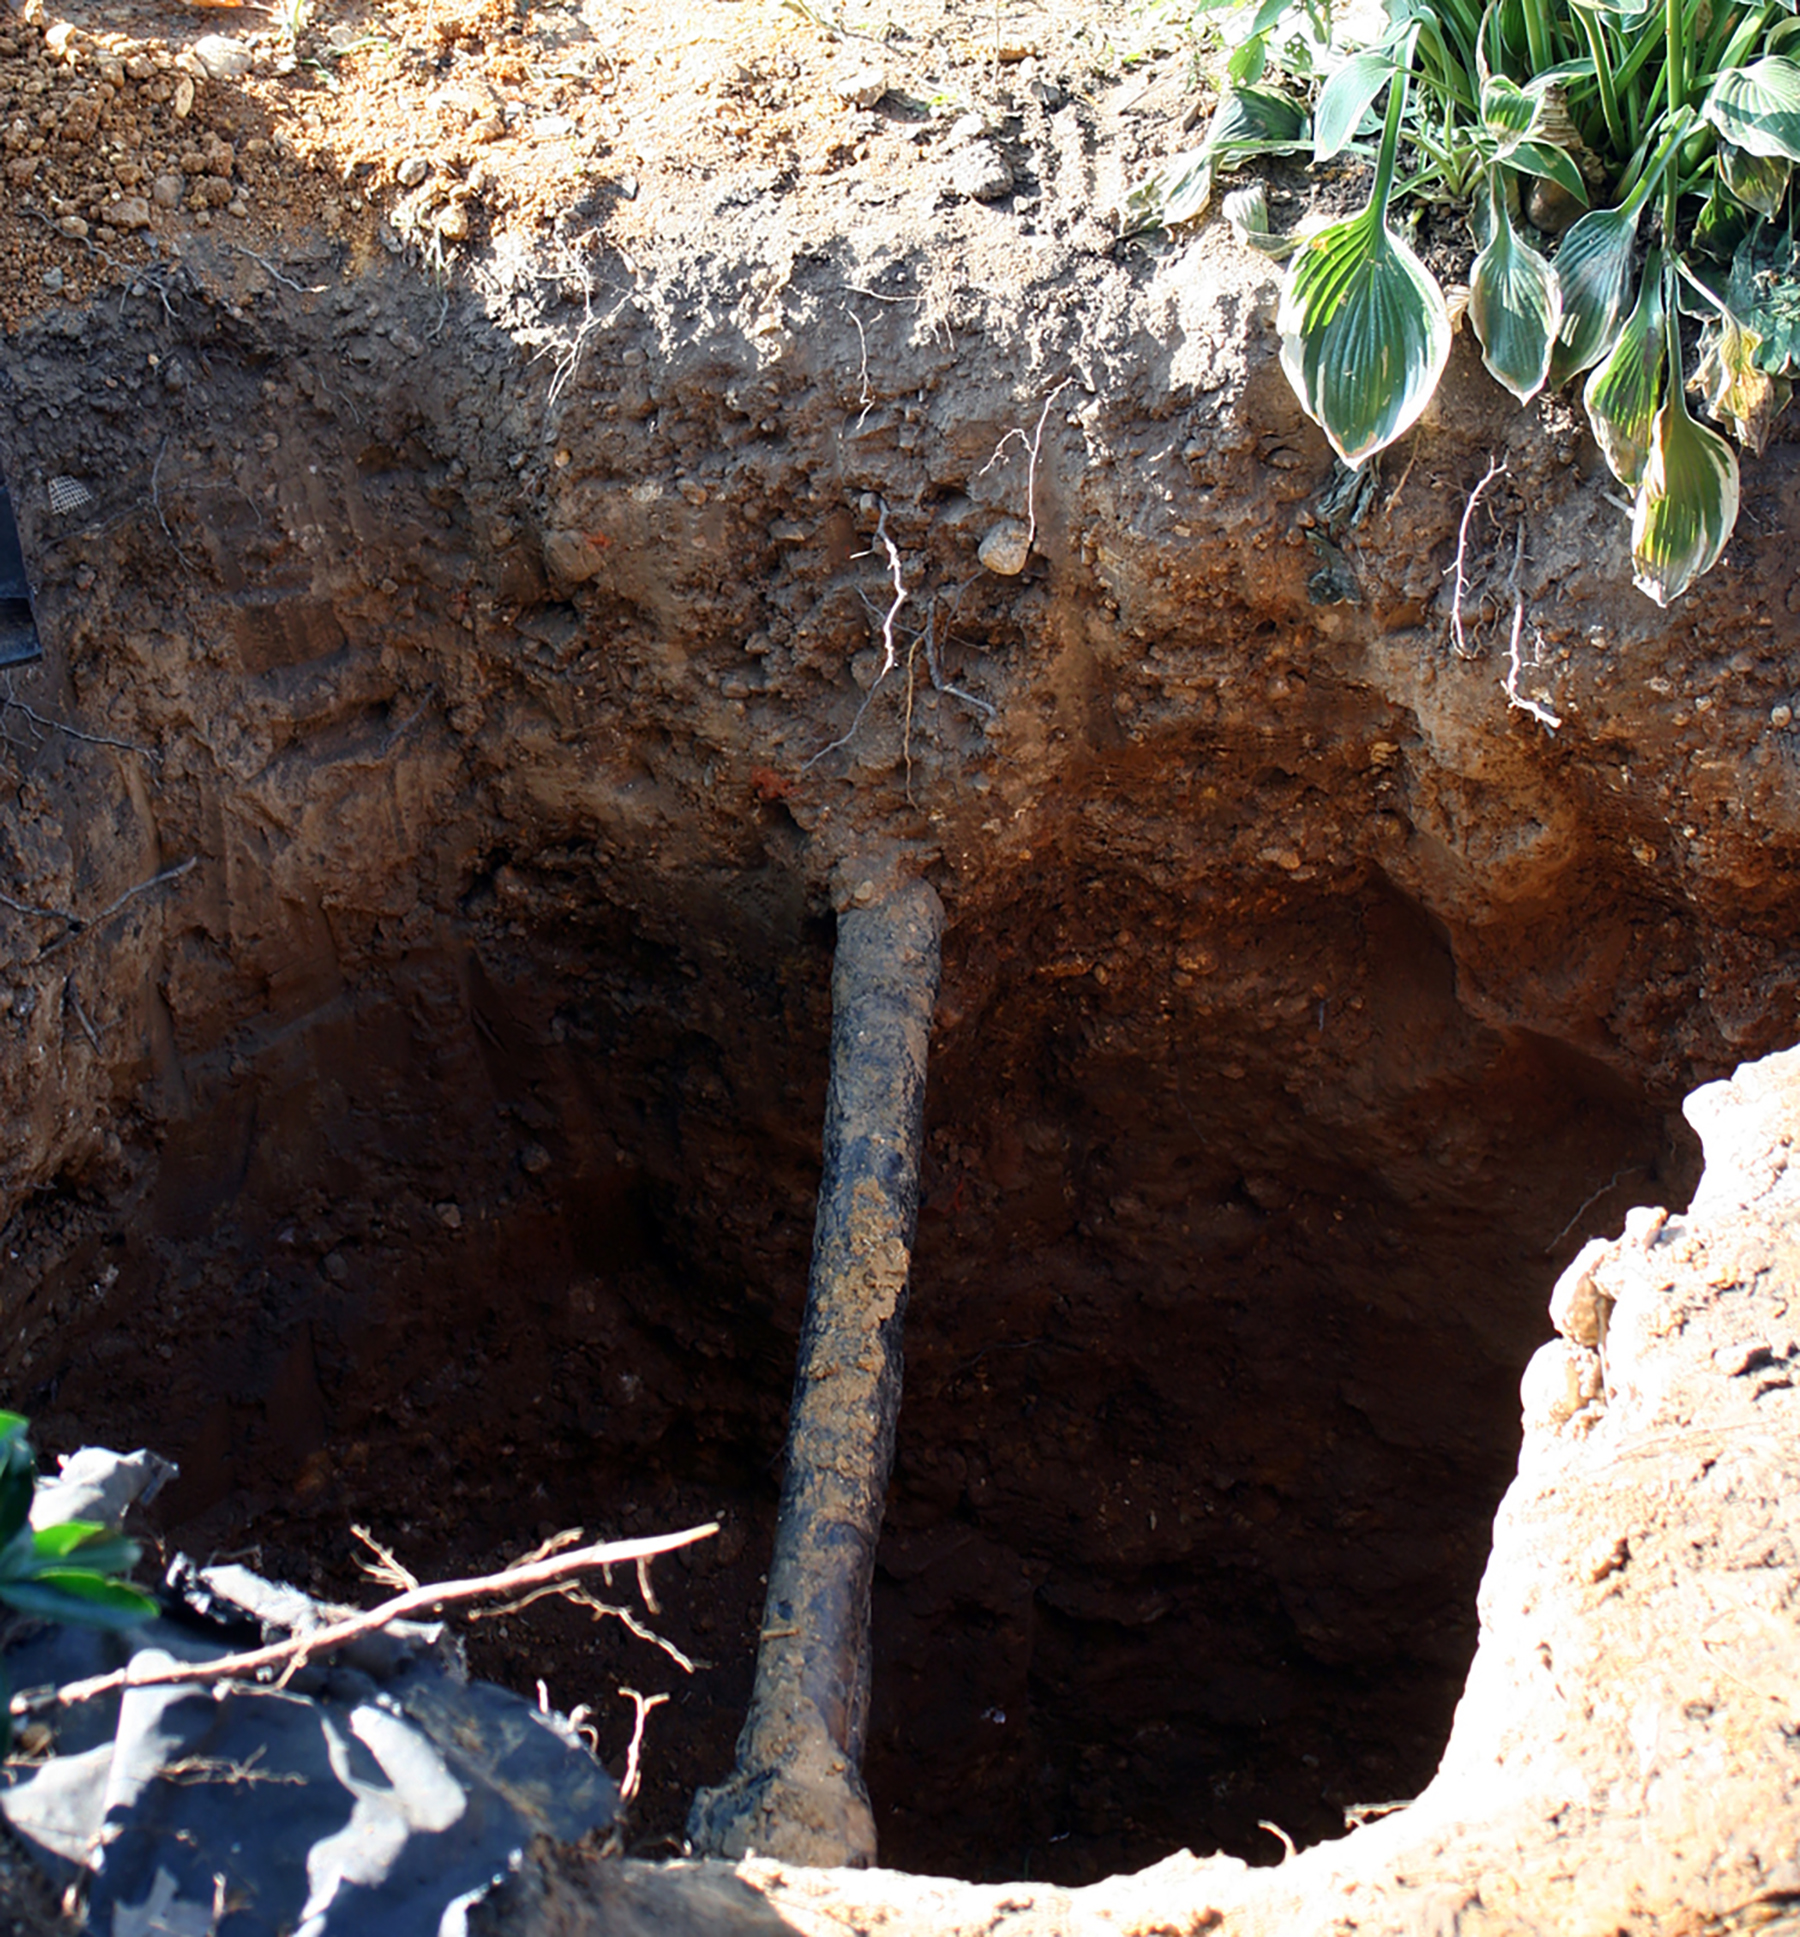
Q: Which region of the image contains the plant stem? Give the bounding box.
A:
[1574,4,1629,156]
[1371,30,1415,219]
[1665,0,1685,120]
[1712,2,1767,82]
[1664,0,1686,233]
[1521,0,1555,79]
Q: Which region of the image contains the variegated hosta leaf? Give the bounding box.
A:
[1692,306,1782,453]
[1692,182,1754,263]
[1222,183,1301,259]
[1549,203,1642,386]
[1208,84,1309,155]
[1509,139,1591,209]
[1701,56,1800,161]
[1582,251,1666,486]
[1631,326,1741,606]
[1719,139,1792,216]
[1122,87,1306,232]
[1469,169,1561,401]
[1315,48,1402,161]
[1720,226,1800,370]
[1481,74,1539,144]
[1278,206,1453,466]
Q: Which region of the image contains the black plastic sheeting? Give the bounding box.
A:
[1,1454,618,1936]
[0,477,41,669]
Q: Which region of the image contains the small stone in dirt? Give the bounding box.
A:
[111,196,151,230]
[40,267,62,292]
[173,74,195,118]
[322,1251,350,1283]
[192,34,252,79]
[978,519,1031,576]
[56,214,87,240]
[947,141,1014,202]
[153,174,183,209]
[832,57,887,108]
[519,1142,552,1175]
[948,110,990,145]
[397,155,430,188]
[1772,704,1793,728]
[435,1201,463,1229]
[436,201,472,240]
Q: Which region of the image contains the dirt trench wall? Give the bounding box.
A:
[0,203,1793,1878]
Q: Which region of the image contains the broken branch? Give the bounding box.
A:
[41,1523,717,1711]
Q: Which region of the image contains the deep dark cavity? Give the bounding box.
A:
[2,243,1768,1888]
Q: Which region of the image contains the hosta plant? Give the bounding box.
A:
[1148,0,1800,602]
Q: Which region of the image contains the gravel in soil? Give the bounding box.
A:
[0,0,1216,336]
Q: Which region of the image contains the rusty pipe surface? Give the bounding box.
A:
[688,876,944,1867]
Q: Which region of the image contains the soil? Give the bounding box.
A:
[0,0,1798,1917]
[0,0,1209,333]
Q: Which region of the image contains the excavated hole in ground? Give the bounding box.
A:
[3,844,1703,1886]
[0,262,1744,1890]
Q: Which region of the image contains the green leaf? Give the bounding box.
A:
[1279,206,1453,464]
[1631,309,1741,605]
[1277,36,1448,468]
[1469,167,1562,400]
[1316,49,1402,160]
[1550,205,1643,384]
[1209,84,1309,155]
[1692,183,1754,262]
[1226,0,1287,83]
[31,1522,141,1575]
[1701,56,1800,160]
[1692,305,1784,452]
[1227,34,1267,83]
[0,1418,35,1551]
[1124,85,1307,232]
[1223,182,1301,258]
[1721,227,1800,370]
[1719,139,1792,215]
[0,1571,158,1631]
[1508,138,1590,206]
[1481,73,1540,143]
[1583,249,1667,485]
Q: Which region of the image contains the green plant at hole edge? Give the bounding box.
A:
[1178,0,1800,602]
[0,1413,158,1751]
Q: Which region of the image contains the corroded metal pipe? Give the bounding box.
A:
[689,876,944,1867]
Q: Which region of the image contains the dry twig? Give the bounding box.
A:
[42,1523,717,1711]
